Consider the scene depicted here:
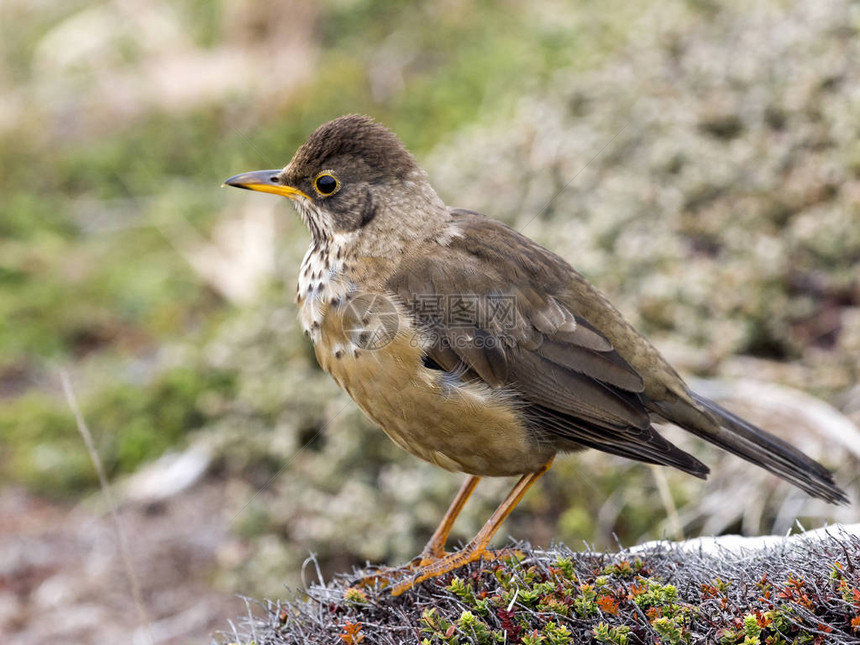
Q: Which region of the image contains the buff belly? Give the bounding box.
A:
[312,297,553,477]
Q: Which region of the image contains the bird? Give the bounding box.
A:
[223,114,847,595]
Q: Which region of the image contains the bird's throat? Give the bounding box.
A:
[296,233,357,343]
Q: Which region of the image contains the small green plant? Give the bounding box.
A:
[420,608,458,644]
[456,610,496,645]
[553,556,576,580]
[632,579,678,609]
[652,616,689,644]
[343,587,368,605]
[520,630,545,645]
[593,622,631,644]
[601,559,642,578]
[573,584,598,618]
[542,621,573,645]
[742,613,761,644]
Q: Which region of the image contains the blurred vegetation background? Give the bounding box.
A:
[1,0,859,642]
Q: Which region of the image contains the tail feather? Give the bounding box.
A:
[657,392,848,505]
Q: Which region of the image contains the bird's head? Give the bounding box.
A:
[224,115,447,249]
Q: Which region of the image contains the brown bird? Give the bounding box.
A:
[224,114,847,595]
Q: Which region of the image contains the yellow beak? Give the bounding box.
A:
[222,169,310,200]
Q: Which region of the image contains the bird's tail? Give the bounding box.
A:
[656,392,848,505]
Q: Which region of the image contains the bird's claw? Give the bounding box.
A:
[351,547,526,596]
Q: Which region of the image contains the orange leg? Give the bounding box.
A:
[418,475,481,563]
[352,474,480,588]
[392,458,554,596]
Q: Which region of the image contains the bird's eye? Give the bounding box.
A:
[313,172,340,196]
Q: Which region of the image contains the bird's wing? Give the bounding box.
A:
[387,210,709,477]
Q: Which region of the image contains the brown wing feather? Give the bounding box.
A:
[529,404,708,476]
[535,339,644,392]
[508,348,649,430]
[386,210,705,473]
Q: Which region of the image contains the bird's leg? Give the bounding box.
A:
[417,475,481,564]
[351,475,480,588]
[391,458,553,596]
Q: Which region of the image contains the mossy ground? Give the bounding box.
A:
[220,530,860,644]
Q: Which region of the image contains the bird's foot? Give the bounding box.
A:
[388,544,496,596]
[350,556,427,591]
[394,546,525,596]
[350,543,454,589]
[352,546,526,595]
